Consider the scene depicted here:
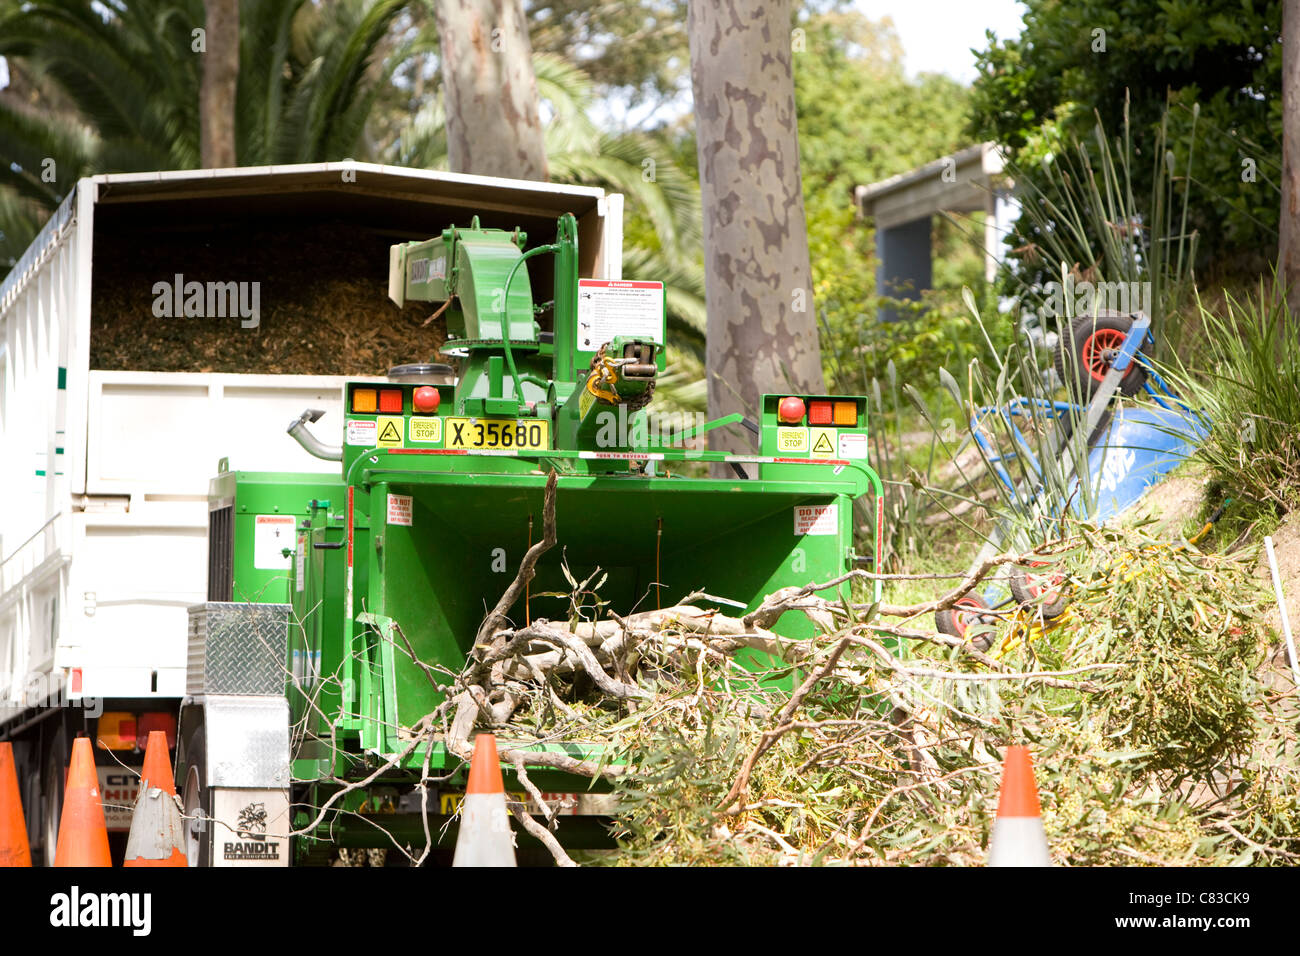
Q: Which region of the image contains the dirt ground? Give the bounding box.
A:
[1121,467,1212,538]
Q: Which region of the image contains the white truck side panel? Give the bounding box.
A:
[86,372,348,496]
[0,165,621,716]
[0,191,80,710]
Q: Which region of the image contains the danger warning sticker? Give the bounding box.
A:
[254,514,296,569]
[577,279,665,351]
[838,432,869,460]
[346,420,377,446]
[794,504,837,536]
[376,416,404,447]
[387,493,413,527]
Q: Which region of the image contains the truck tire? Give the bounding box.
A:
[41,730,67,867]
[1054,312,1147,399]
[180,728,211,867]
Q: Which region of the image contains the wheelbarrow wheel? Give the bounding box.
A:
[1010,564,1069,620]
[936,594,996,651]
[1054,312,1147,399]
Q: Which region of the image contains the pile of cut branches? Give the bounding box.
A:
[419,476,1299,866]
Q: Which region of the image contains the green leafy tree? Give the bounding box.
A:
[525,0,689,111]
[969,0,1284,281]
[792,11,982,389]
[0,0,411,265]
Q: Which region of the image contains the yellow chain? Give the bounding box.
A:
[584,345,623,404]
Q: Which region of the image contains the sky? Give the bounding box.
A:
[854,0,1028,82]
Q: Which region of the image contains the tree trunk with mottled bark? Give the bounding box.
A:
[200,0,239,168]
[1281,0,1300,317]
[434,0,547,181]
[688,0,824,457]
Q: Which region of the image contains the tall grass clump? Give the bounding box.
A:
[1167,282,1300,514]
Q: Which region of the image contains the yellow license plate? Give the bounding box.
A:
[444,417,549,451]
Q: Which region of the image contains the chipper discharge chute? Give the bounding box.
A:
[184,212,883,863]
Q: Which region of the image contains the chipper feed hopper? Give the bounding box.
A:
[179,213,883,864]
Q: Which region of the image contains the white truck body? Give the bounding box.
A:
[0,163,623,724]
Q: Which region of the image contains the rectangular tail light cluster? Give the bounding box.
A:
[96,711,177,752]
[351,387,404,414]
[805,399,857,427]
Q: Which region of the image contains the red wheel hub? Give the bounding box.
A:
[953,598,984,639]
[1081,328,1129,383]
[1024,561,1064,605]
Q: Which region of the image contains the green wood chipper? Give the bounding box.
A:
[176,212,883,864]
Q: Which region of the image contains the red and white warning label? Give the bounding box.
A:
[577,279,665,350]
[346,419,377,446]
[253,514,296,569]
[794,504,837,536]
[387,493,413,527]
[838,432,869,460]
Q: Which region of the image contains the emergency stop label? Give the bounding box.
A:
[387,493,413,527]
[794,504,837,536]
[253,514,296,569]
[409,417,442,443]
[777,427,808,454]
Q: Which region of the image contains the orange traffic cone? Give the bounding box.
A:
[451,734,516,867]
[123,731,186,867]
[0,742,31,867]
[54,737,111,867]
[987,745,1051,867]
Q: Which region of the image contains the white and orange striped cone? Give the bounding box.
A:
[987,745,1051,867]
[452,734,516,867]
[124,731,187,867]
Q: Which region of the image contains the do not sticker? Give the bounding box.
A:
[387,494,413,527]
[794,504,837,536]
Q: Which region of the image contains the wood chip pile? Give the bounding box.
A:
[89,222,447,374]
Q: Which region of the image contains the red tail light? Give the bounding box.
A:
[138,712,178,749]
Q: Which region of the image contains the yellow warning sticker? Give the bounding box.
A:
[810,428,836,459]
[409,417,442,443]
[440,791,526,815]
[376,416,404,448]
[777,427,808,454]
